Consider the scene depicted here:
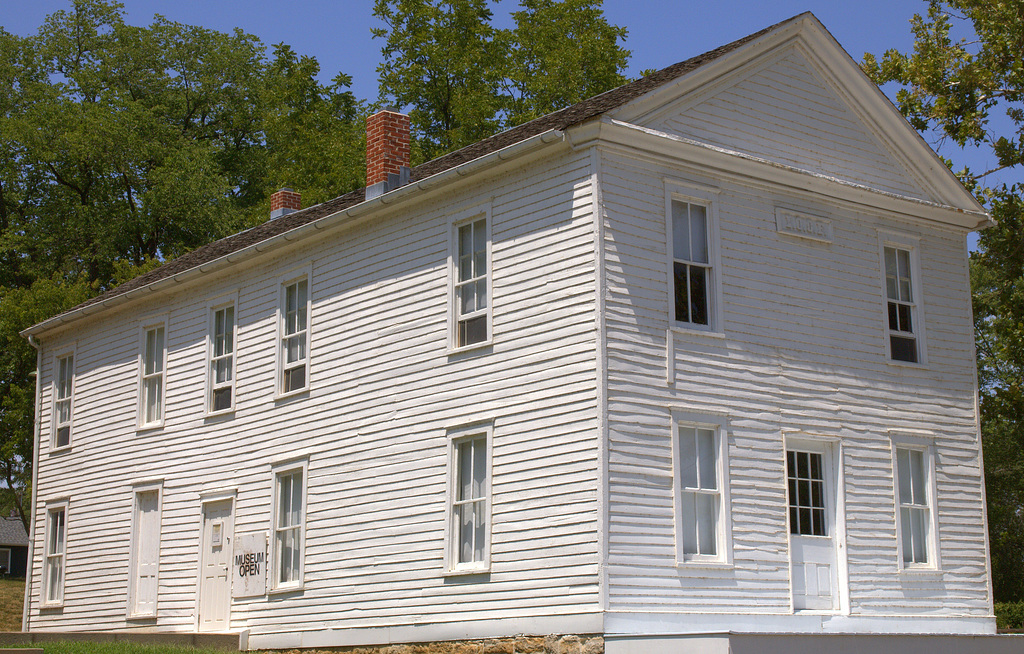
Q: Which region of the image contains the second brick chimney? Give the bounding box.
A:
[366,109,411,200]
[270,188,301,220]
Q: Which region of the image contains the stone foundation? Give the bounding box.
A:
[265,634,605,654]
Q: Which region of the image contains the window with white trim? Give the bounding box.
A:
[884,246,919,362]
[279,276,309,395]
[273,463,305,589]
[895,446,935,566]
[447,426,491,572]
[452,215,490,348]
[44,502,67,605]
[673,412,730,563]
[139,323,166,428]
[208,303,236,413]
[671,200,711,326]
[53,354,74,448]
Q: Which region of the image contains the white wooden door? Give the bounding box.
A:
[198,499,233,632]
[787,446,839,611]
[130,490,160,617]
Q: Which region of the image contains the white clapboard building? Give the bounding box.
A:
[21,13,1006,653]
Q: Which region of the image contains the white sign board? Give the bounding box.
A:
[775,208,833,244]
[232,532,267,598]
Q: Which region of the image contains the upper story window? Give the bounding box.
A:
[447,424,491,573]
[884,246,918,362]
[208,303,236,414]
[666,183,722,333]
[53,353,74,449]
[279,274,310,396]
[139,322,167,428]
[672,200,711,326]
[451,210,491,350]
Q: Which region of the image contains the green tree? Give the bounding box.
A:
[864,0,1024,601]
[499,0,629,125]
[373,0,629,160]
[0,0,366,532]
[373,0,502,161]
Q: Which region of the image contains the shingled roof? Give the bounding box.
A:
[30,13,807,332]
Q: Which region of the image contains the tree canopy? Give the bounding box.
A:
[372,0,629,160]
[864,0,1024,601]
[0,0,367,531]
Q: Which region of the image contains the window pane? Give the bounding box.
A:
[673,262,690,323]
[473,440,486,499]
[911,507,928,563]
[278,475,291,527]
[689,266,708,325]
[678,427,697,489]
[459,224,473,259]
[458,316,487,346]
[681,492,697,555]
[697,493,717,555]
[900,506,914,563]
[890,335,918,363]
[459,441,473,502]
[897,303,913,333]
[213,388,232,412]
[909,449,925,504]
[672,201,691,261]
[152,328,164,373]
[476,278,487,310]
[473,499,486,561]
[284,366,306,393]
[56,426,70,448]
[888,302,900,331]
[145,377,162,423]
[697,429,716,490]
[459,253,473,282]
[690,204,708,264]
[290,473,303,526]
[885,247,898,281]
[460,282,477,314]
[896,449,912,504]
[473,219,486,254]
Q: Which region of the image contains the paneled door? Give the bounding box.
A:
[787,443,840,611]
[129,489,160,617]
[198,499,233,631]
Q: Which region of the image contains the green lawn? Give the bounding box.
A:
[0,580,22,633]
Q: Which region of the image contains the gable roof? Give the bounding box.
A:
[0,517,28,548]
[22,12,981,338]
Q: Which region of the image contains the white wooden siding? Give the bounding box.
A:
[27,147,602,636]
[651,47,933,203]
[599,145,988,620]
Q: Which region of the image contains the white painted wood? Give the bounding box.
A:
[128,486,161,618]
[198,499,233,632]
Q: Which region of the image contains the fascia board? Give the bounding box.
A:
[598,118,990,230]
[22,129,567,339]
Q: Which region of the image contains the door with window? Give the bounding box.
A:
[198,499,233,632]
[787,442,840,611]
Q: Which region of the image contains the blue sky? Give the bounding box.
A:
[1,0,1014,197]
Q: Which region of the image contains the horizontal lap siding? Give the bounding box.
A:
[599,148,987,617]
[28,148,601,635]
[655,48,931,202]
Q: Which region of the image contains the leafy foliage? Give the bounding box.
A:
[373,0,629,160]
[0,0,366,531]
[865,0,1024,601]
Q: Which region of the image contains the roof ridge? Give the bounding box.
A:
[28,13,810,330]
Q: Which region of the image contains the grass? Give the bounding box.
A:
[0,579,22,632]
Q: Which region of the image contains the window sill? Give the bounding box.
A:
[443,564,491,577]
[671,324,726,339]
[48,444,72,455]
[887,358,928,369]
[136,422,164,434]
[447,340,493,357]
[268,582,304,595]
[675,560,733,571]
[274,388,309,403]
[40,601,64,610]
[898,566,943,577]
[204,408,236,420]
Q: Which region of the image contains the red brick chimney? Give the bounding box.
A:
[366,109,410,187]
[270,188,301,220]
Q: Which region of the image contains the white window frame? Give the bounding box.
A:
[671,410,732,565]
[270,457,307,592]
[206,294,239,416]
[51,348,76,450]
[43,500,68,607]
[444,422,493,574]
[0,548,11,575]
[137,318,168,429]
[665,181,724,335]
[448,204,493,352]
[890,432,941,571]
[127,481,162,619]
[878,232,927,365]
[276,267,312,398]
